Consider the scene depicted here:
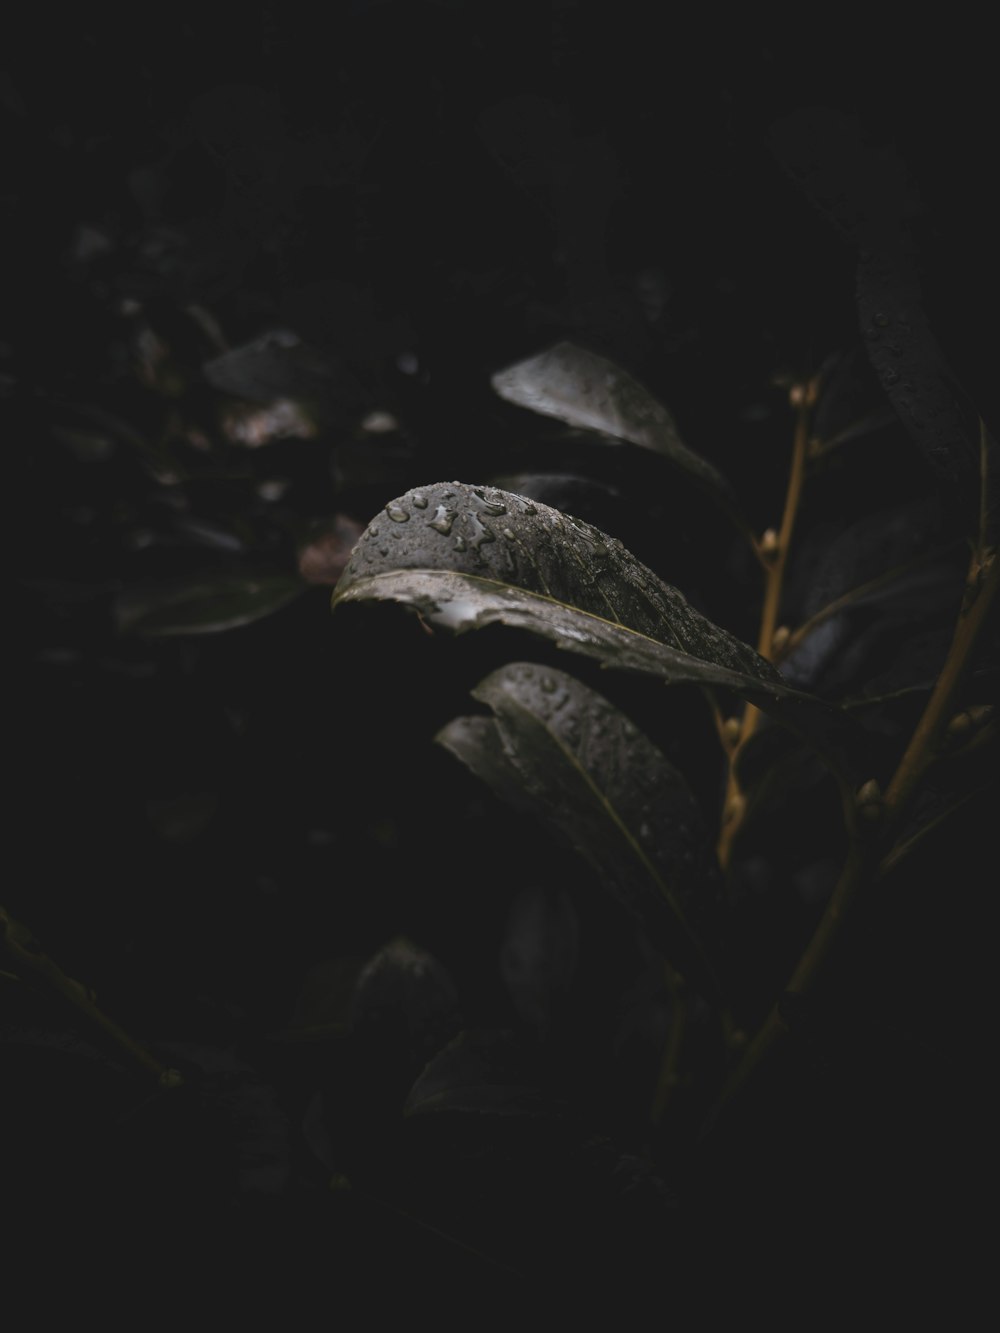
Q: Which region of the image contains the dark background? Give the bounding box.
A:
[3,3,995,1316]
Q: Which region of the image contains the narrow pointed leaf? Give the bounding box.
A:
[332,481,849,758]
[430,713,536,816]
[437,662,722,993]
[117,572,305,636]
[490,342,745,525]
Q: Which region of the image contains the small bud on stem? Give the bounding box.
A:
[758,528,780,561]
[722,716,742,745]
[855,779,883,823]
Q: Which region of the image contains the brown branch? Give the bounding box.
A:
[717,379,815,869]
[708,542,998,1132]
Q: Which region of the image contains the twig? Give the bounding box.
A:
[708,540,998,1130]
[774,543,963,664]
[717,377,815,869]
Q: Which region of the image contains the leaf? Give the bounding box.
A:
[437,663,722,992]
[203,329,371,426]
[780,500,965,692]
[429,714,537,816]
[349,936,462,1081]
[856,247,981,508]
[770,107,981,511]
[332,481,849,756]
[490,343,744,525]
[810,345,899,455]
[404,1029,558,1119]
[116,572,305,636]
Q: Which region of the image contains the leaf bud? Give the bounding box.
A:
[722,716,742,745]
[855,779,883,821]
[759,528,780,560]
[946,711,973,741]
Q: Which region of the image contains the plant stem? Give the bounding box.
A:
[709,542,998,1128]
[717,382,814,869]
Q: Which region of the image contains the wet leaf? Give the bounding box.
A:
[332,481,849,757]
[438,663,722,992]
[429,714,535,816]
[490,343,744,524]
[116,572,305,636]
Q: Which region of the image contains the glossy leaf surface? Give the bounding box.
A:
[438,663,721,990]
[332,481,847,756]
[490,342,743,521]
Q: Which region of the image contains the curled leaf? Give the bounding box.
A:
[332,481,849,758]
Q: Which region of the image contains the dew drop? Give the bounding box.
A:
[502,527,515,540]
[412,494,429,509]
[386,504,410,523]
[454,536,467,552]
[428,506,457,535]
[480,500,507,517]
[540,676,557,693]
[369,525,380,537]
[522,502,537,515]
[470,514,496,553]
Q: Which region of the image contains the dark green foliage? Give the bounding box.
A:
[5,10,995,1315]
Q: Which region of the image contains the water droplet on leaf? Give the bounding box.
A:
[428,506,457,535]
[386,504,410,523]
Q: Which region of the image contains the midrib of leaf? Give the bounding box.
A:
[340,568,733,679]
